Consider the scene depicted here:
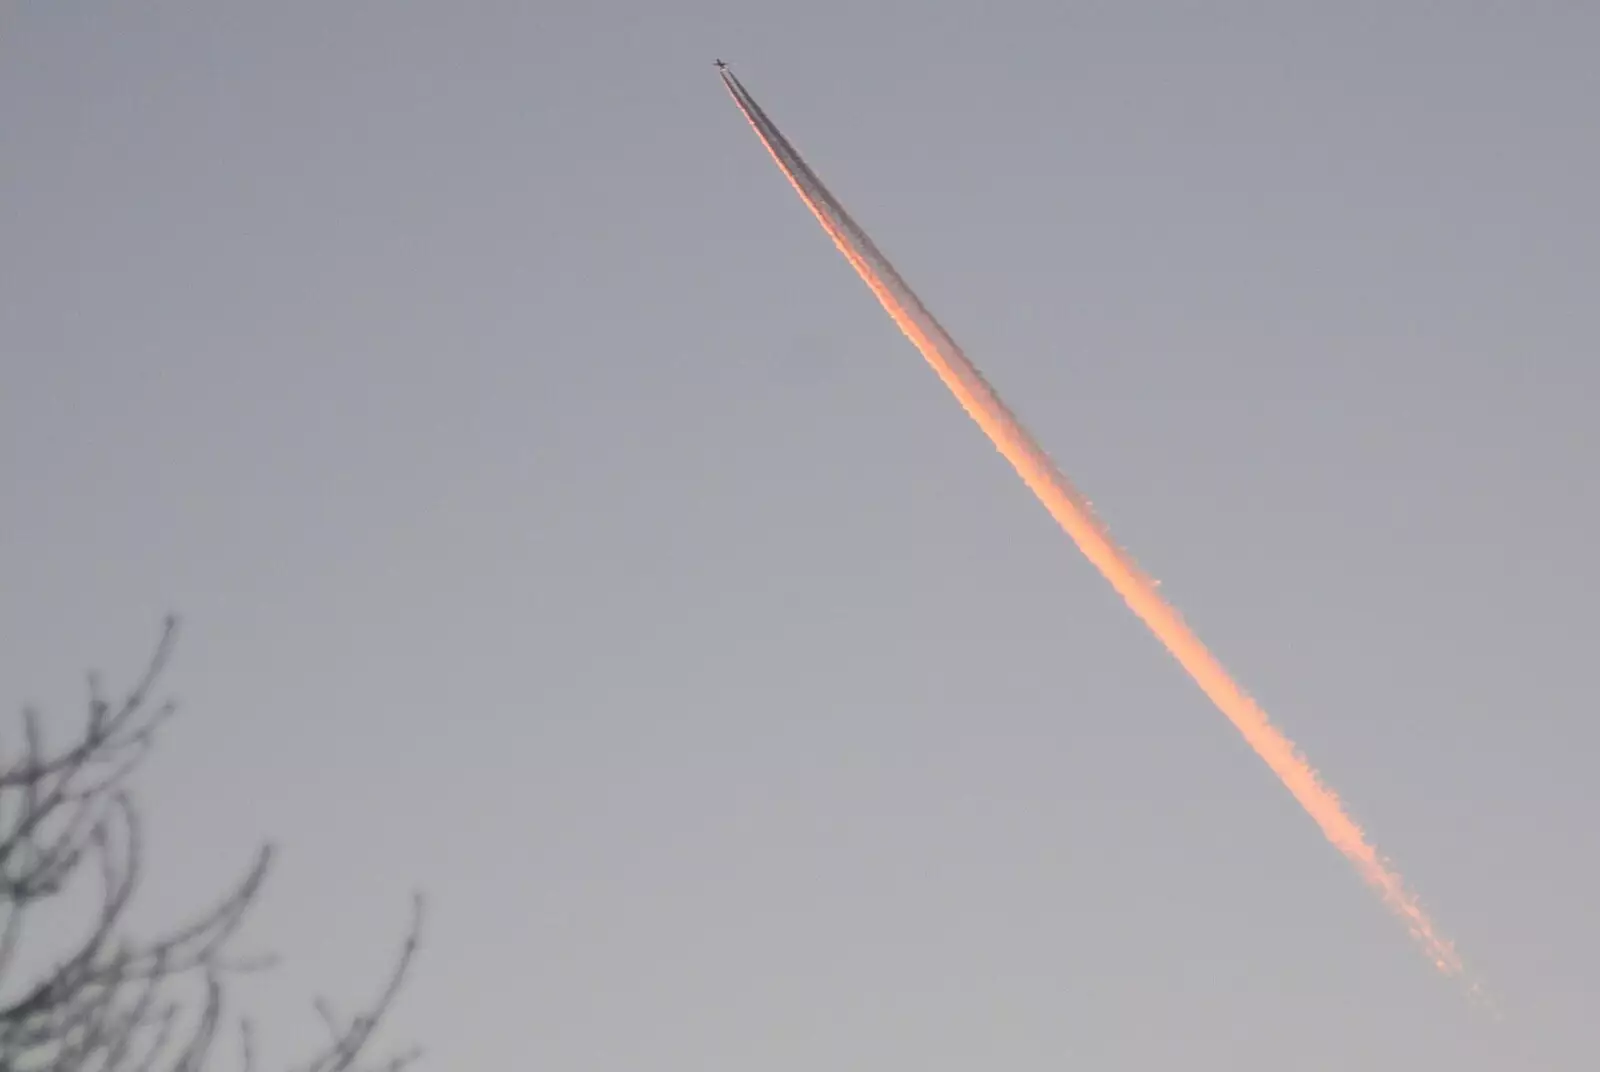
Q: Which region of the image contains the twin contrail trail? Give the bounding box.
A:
[719,64,1470,986]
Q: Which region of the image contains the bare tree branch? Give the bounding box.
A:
[0,619,424,1071]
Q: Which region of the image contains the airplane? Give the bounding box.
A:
[714,58,728,70]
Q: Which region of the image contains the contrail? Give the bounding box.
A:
[719,64,1469,984]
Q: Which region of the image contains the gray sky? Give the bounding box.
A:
[3,4,1597,1069]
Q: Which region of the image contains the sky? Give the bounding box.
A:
[2,4,1597,1070]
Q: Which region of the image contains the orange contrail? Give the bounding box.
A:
[720,66,1469,983]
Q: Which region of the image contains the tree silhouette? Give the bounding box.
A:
[0,618,423,1071]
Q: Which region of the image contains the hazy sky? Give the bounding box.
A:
[3,5,1597,1070]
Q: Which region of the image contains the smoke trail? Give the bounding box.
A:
[721,67,1469,983]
